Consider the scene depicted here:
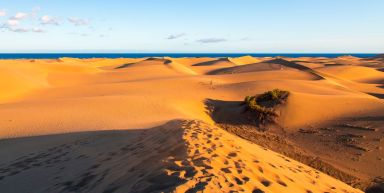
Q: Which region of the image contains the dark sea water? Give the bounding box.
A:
[0,53,379,59]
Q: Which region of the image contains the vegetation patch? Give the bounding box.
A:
[243,89,289,124]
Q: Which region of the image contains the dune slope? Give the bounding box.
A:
[0,120,362,193]
[0,56,383,192]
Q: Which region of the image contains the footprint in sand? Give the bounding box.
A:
[252,189,265,193]
[228,152,237,158]
[277,179,287,187]
[260,179,271,187]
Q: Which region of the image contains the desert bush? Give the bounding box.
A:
[244,95,254,104]
[243,89,289,124]
[257,89,289,104]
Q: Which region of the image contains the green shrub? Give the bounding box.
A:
[244,96,254,104]
[243,89,289,124]
[257,89,289,103]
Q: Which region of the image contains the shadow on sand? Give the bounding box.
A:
[203,98,372,191]
[367,92,384,99]
[192,58,232,66]
[0,120,194,193]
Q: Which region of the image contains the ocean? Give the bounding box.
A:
[0,53,379,59]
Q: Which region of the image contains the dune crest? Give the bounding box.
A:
[174,120,363,193]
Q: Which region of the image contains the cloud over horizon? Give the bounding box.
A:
[11,12,28,20]
[40,15,59,25]
[1,1,383,53]
[0,7,90,34]
[196,38,227,43]
[0,7,45,33]
[68,17,89,26]
[5,19,19,27]
[166,33,186,40]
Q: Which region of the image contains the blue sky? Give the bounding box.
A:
[0,0,383,53]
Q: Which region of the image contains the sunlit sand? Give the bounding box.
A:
[0,56,383,192]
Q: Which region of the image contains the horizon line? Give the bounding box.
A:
[0,52,381,54]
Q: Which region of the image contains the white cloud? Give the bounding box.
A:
[0,20,18,30]
[166,33,186,40]
[40,15,59,25]
[0,10,6,17]
[0,8,46,33]
[1,20,45,33]
[6,27,45,33]
[196,38,227,43]
[11,12,28,20]
[68,17,89,26]
[6,19,19,27]
[9,27,29,33]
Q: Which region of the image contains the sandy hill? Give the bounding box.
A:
[0,56,383,192]
[115,57,170,68]
[337,55,362,60]
[278,91,384,129]
[114,57,197,75]
[228,55,263,65]
[192,57,236,67]
[167,57,216,66]
[207,58,324,80]
[207,62,287,75]
[317,65,384,84]
[0,120,363,193]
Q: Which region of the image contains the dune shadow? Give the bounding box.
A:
[206,58,324,80]
[115,58,172,69]
[265,58,314,71]
[346,116,384,122]
[204,99,370,190]
[367,92,384,99]
[205,98,244,124]
[206,62,283,75]
[366,184,384,193]
[192,58,230,66]
[0,120,194,193]
[266,58,325,79]
[204,98,267,128]
[290,60,311,63]
[114,62,137,69]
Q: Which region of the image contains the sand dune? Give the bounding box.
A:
[0,56,383,192]
[167,57,217,66]
[115,57,197,76]
[317,65,384,84]
[0,120,363,193]
[0,68,47,102]
[192,57,236,67]
[207,62,287,75]
[279,91,384,129]
[228,55,265,65]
